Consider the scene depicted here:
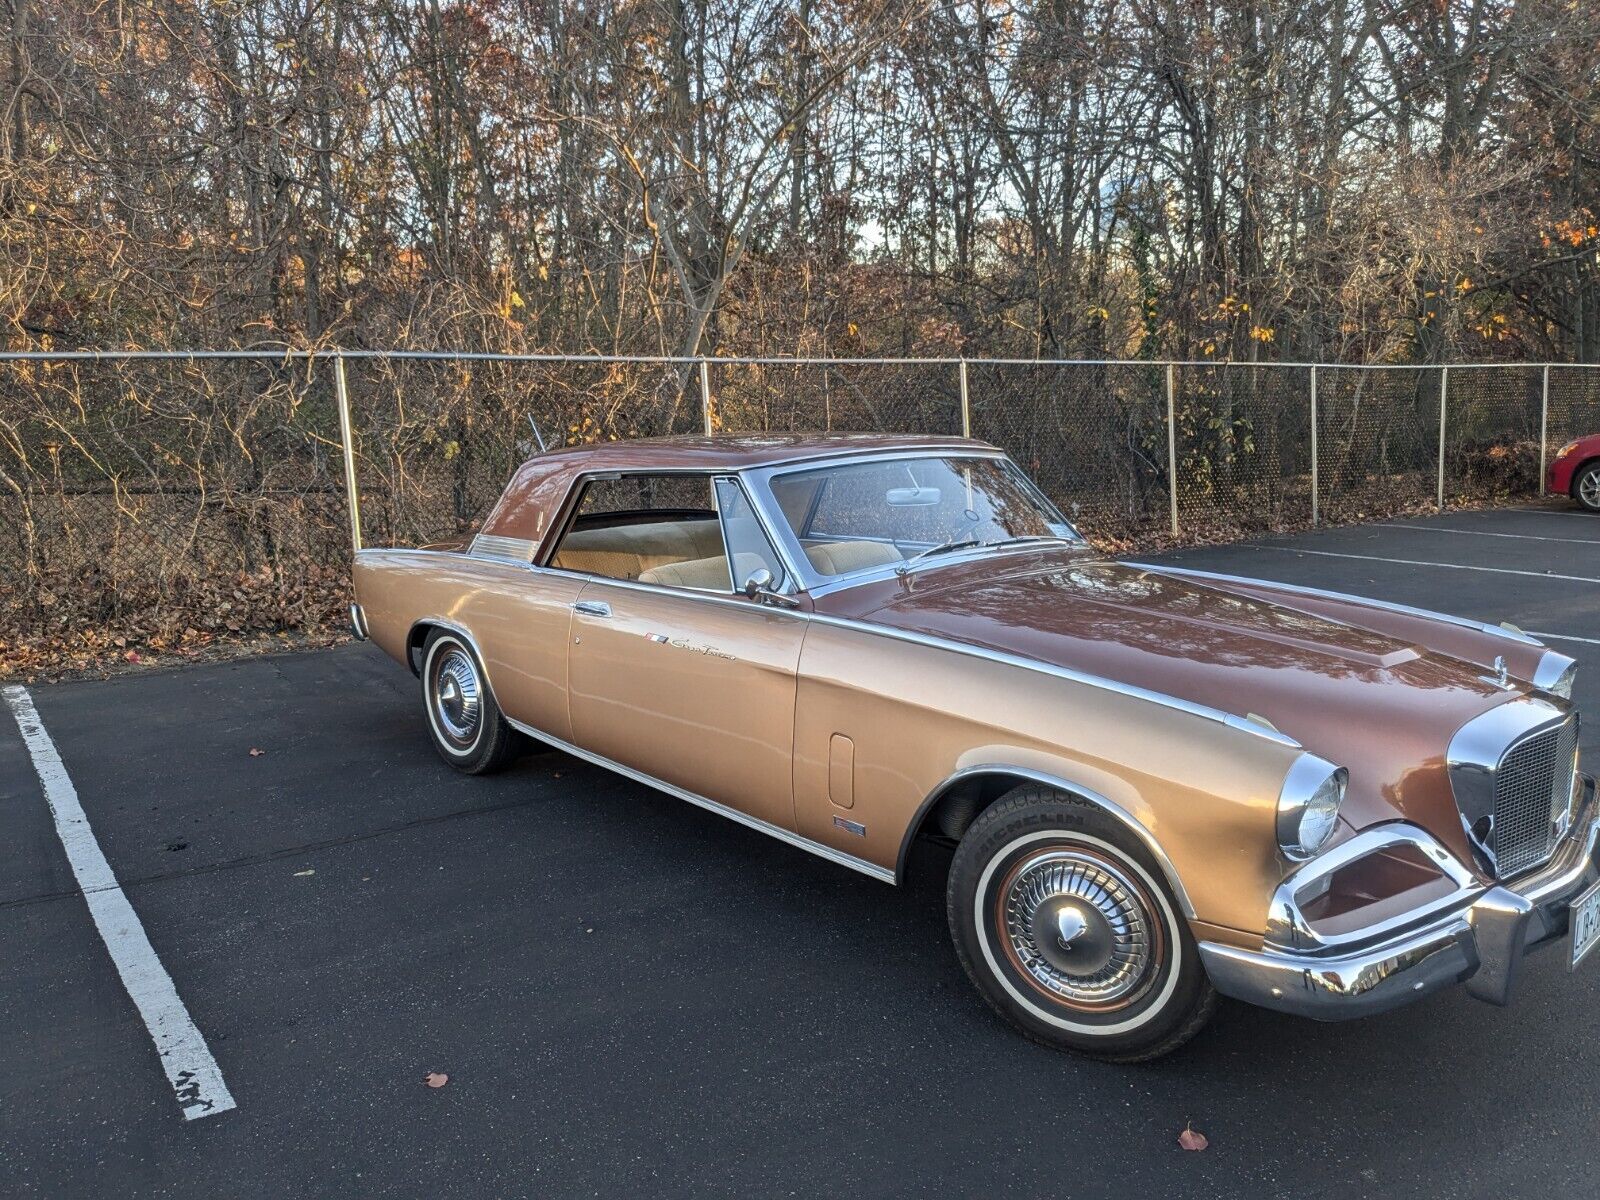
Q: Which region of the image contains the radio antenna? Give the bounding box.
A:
[526,413,549,454]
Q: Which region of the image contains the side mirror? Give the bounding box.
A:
[742,567,799,608]
[742,567,775,599]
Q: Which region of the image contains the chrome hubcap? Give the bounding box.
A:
[432,648,481,744]
[1000,849,1156,1008]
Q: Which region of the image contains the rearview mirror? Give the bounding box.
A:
[886,486,941,506]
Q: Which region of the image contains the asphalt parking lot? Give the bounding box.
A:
[3,504,1598,1199]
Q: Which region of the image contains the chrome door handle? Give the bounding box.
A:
[573,600,612,618]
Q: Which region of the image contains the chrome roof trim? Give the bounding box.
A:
[1128,562,1547,648]
[502,715,896,885]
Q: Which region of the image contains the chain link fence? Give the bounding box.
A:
[3,351,1598,672]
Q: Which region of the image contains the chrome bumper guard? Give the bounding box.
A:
[1200,773,1599,1020]
[349,602,369,642]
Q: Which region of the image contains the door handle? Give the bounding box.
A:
[573,600,612,618]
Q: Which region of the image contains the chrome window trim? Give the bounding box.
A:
[1127,563,1547,648]
[712,473,796,595]
[1447,697,1577,879]
[738,448,1076,595]
[1265,822,1482,952]
[502,715,896,885]
[904,764,1196,915]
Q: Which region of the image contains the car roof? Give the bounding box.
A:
[523,432,999,471]
[478,433,1002,547]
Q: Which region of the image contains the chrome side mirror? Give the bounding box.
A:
[742,567,799,608]
[742,567,775,598]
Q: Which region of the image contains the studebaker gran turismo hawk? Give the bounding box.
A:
[350,434,1593,1061]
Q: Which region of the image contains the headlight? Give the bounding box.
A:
[1277,755,1347,860]
[1556,440,1581,460]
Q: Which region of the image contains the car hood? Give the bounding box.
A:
[821,551,1518,844]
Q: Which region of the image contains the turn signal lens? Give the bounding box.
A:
[1555,441,1580,460]
[1278,756,1348,861]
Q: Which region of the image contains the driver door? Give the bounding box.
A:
[562,474,807,831]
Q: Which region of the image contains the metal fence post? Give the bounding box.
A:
[698,357,714,435]
[958,358,972,438]
[1539,364,1551,496]
[333,351,363,553]
[1309,365,1319,526]
[1165,362,1180,537]
[1436,364,1449,511]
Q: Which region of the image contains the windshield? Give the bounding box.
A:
[765,455,1082,578]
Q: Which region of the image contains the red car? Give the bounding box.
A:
[1549,434,1600,512]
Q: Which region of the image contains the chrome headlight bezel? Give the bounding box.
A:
[1277,755,1348,861]
[1533,651,1577,701]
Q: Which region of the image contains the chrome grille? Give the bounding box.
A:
[1494,717,1580,877]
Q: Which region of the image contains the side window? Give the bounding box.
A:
[714,477,789,594]
[547,473,731,589]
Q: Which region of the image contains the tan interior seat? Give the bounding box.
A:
[551,519,724,580]
[804,539,903,576]
[636,550,776,591]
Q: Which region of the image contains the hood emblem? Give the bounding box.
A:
[1479,655,1514,691]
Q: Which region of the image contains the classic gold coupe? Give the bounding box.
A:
[351,434,1595,1060]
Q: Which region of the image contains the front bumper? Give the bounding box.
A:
[1548,453,1578,496]
[1200,773,1599,1020]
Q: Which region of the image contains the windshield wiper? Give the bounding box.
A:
[982,535,1081,550]
[895,536,982,580]
[903,535,981,567]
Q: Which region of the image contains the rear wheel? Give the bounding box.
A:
[1574,461,1600,513]
[946,785,1215,1062]
[420,629,522,774]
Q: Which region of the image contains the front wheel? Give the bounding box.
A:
[1574,461,1600,513]
[420,629,523,774]
[946,786,1216,1062]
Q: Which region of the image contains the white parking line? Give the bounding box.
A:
[1532,632,1600,647]
[1378,522,1600,545]
[1262,546,1600,584]
[2,686,235,1121]
[1483,508,1598,521]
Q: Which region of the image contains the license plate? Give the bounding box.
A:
[1569,878,1600,971]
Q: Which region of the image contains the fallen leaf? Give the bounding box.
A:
[249,747,264,757]
[1178,1123,1208,1152]
[125,649,141,663]
[424,1072,448,1089]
